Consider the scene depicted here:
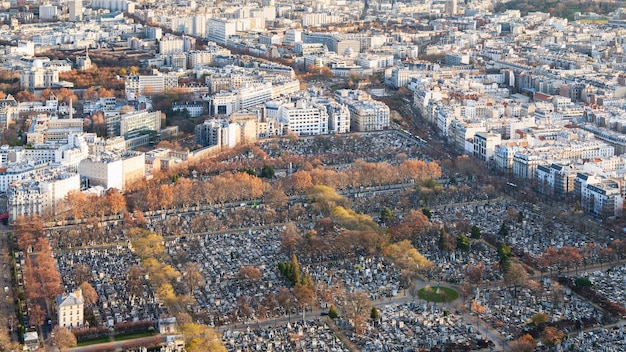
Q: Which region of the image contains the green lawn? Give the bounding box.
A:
[578,18,609,24]
[417,286,459,303]
[77,337,111,346]
[114,331,157,341]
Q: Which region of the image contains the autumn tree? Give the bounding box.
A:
[179,323,226,352]
[290,171,313,192]
[131,231,166,260]
[181,262,205,294]
[263,189,288,210]
[52,326,77,351]
[79,282,99,306]
[72,263,92,285]
[509,334,535,352]
[237,266,262,282]
[0,324,21,351]
[541,326,565,347]
[503,262,527,298]
[29,304,46,329]
[277,288,295,318]
[438,228,455,253]
[383,240,432,287]
[465,262,485,285]
[307,185,347,216]
[342,291,371,335]
[105,188,127,215]
[293,283,315,318]
[15,90,35,102]
[126,264,145,299]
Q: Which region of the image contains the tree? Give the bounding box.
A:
[263,189,288,210]
[370,306,379,320]
[126,264,145,299]
[290,171,313,192]
[438,228,455,253]
[342,291,371,334]
[530,312,548,326]
[456,234,470,252]
[237,266,262,281]
[328,305,338,319]
[0,324,22,351]
[541,326,565,347]
[421,207,432,219]
[498,242,512,271]
[105,188,127,215]
[383,240,432,282]
[72,263,92,285]
[575,277,592,289]
[466,262,485,285]
[293,283,315,317]
[277,288,294,318]
[290,254,301,285]
[15,90,35,102]
[52,326,77,351]
[503,263,527,297]
[181,262,205,294]
[509,333,535,352]
[470,225,481,239]
[498,222,509,237]
[260,164,275,178]
[179,323,226,352]
[79,281,98,306]
[29,304,46,327]
[380,207,393,224]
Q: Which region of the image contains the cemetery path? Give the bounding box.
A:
[323,316,360,352]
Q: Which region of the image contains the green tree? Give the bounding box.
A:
[380,207,393,224]
[530,312,548,326]
[456,234,470,252]
[421,207,432,219]
[575,277,592,289]
[498,222,509,237]
[470,225,481,239]
[328,305,338,319]
[370,306,379,320]
[261,164,275,178]
[498,242,513,272]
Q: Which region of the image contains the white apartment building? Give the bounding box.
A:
[194,119,240,148]
[8,171,80,220]
[68,0,82,22]
[207,18,236,45]
[124,74,179,99]
[473,132,501,161]
[327,102,350,134]
[78,151,145,190]
[39,5,58,20]
[159,37,184,55]
[335,90,389,132]
[279,99,328,136]
[580,179,623,218]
